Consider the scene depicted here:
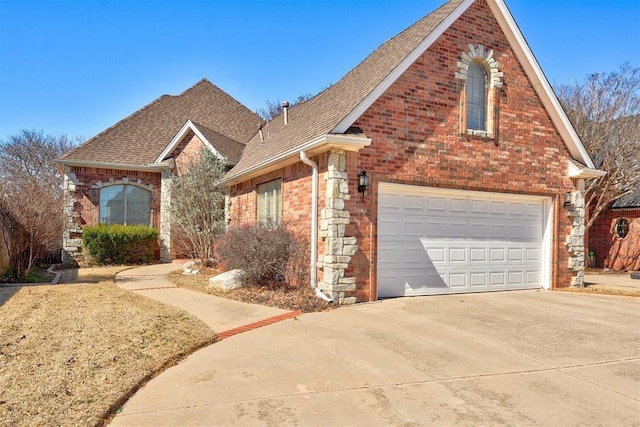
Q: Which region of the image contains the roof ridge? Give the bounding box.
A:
[59,93,175,161]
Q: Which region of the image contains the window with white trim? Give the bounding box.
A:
[99,184,151,226]
[257,179,282,225]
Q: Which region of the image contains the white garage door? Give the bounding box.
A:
[377,184,551,298]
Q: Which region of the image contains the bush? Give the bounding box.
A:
[215,223,309,288]
[82,224,158,265]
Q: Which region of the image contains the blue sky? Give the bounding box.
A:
[0,0,638,141]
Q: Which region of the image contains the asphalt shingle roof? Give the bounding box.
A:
[60,79,261,166]
[225,0,464,181]
[612,189,640,209]
[191,121,246,166]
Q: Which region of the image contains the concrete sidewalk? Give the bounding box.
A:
[114,263,292,334]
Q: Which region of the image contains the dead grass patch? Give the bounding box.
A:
[0,280,216,426]
[167,269,334,313]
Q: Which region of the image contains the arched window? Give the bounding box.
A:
[454,44,502,138]
[100,184,151,226]
[466,61,487,131]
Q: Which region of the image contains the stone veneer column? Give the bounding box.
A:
[565,190,586,287]
[159,169,174,262]
[61,167,83,263]
[318,150,358,305]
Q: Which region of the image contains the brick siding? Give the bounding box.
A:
[228,0,581,301]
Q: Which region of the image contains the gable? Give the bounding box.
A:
[225,0,596,184]
[58,79,260,168]
[349,0,576,194]
[155,120,245,168]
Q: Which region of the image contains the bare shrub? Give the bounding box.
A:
[167,149,227,267]
[215,223,309,288]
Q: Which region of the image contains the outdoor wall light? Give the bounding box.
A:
[563,192,572,207]
[358,170,369,201]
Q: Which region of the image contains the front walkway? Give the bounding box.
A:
[114,263,293,336]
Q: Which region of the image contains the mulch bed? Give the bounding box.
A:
[166,269,335,313]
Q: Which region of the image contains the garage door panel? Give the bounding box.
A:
[449,248,467,262]
[378,184,548,297]
[426,247,445,262]
[427,196,446,211]
[470,248,487,262]
[450,198,467,212]
[449,273,467,288]
[526,271,540,285]
[470,272,488,287]
[490,272,506,286]
[470,199,488,214]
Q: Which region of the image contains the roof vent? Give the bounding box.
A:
[258,123,265,142]
[282,101,290,125]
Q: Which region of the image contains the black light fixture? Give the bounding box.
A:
[358,170,369,201]
[563,192,572,207]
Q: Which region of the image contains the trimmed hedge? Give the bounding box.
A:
[82,224,158,265]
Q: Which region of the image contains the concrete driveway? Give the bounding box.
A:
[111,290,640,426]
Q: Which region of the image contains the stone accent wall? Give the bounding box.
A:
[61,167,84,262]
[159,170,173,261]
[565,191,586,287]
[318,150,358,305]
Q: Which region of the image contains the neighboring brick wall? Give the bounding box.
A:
[228,0,581,301]
[63,167,161,260]
[589,209,640,271]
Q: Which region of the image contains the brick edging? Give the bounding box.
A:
[217,310,303,340]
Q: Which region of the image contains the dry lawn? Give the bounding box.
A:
[167,269,334,313]
[0,274,216,426]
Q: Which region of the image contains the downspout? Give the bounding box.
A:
[299,151,332,302]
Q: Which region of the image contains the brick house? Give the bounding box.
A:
[223,0,603,303]
[58,0,602,303]
[588,190,640,271]
[56,80,261,261]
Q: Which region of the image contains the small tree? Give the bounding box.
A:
[0,130,78,279]
[167,148,227,267]
[557,63,640,230]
